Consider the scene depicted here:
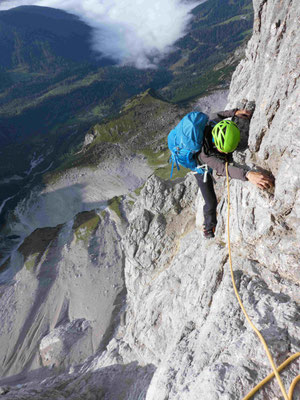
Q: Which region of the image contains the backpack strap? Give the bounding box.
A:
[169,153,180,178]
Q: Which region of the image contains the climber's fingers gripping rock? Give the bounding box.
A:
[234,109,253,119]
[247,171,275,190]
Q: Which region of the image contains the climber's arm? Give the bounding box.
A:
[198,152,274,189]
[210,109,253,122]
[199,151,248,180]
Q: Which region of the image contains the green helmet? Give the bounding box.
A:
[212,120,240,153]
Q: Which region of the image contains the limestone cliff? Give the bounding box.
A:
[0,0,299,399]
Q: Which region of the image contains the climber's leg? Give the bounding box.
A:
[194,173,217,231]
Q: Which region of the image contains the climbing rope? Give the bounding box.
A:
[225,162,300,399]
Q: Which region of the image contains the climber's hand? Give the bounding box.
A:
[235,109,253,119]
[247,171,274,190]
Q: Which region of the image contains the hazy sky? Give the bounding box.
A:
[0,0,204,68]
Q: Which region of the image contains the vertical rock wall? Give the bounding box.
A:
[225,0,300,282]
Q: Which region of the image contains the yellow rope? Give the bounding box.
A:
[225,162,300,400]
[289,374,300,398]
[243,353,300,400]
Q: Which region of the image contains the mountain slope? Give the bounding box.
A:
[0,6,172,189]
[0,1,253,178]
[159,0,254,102]
[0,89,192,268]
[44,89,188,180]
[0,1,253,228]
[0,6,109,70]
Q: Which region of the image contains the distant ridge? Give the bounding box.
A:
[0,5,114,69]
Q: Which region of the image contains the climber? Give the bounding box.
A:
[195,108,274,238]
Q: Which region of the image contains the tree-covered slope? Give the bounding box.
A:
[0,6,111,70]
[0,0,253,146]
[160,0,253,101]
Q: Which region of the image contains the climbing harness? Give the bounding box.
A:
[192,164,210,183]
[225,162,300,400]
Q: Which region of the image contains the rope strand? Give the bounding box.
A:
[225,162,299,400]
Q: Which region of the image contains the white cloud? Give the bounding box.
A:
[0,0,203,68]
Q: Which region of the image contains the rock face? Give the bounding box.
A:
[89,174,299,400]
[226,0,300,284]
[0,0,299,399]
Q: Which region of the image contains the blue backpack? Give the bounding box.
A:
[168,112,209,178]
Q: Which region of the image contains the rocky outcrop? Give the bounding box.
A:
[90,173,299,400]
[0,362,155,400]
[124,175,198,275]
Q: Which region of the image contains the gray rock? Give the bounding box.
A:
[0,210,125,379]
[39,319,92,369]
[0,387,9,395]
[83,132,95,147]
[193,89,229,117]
